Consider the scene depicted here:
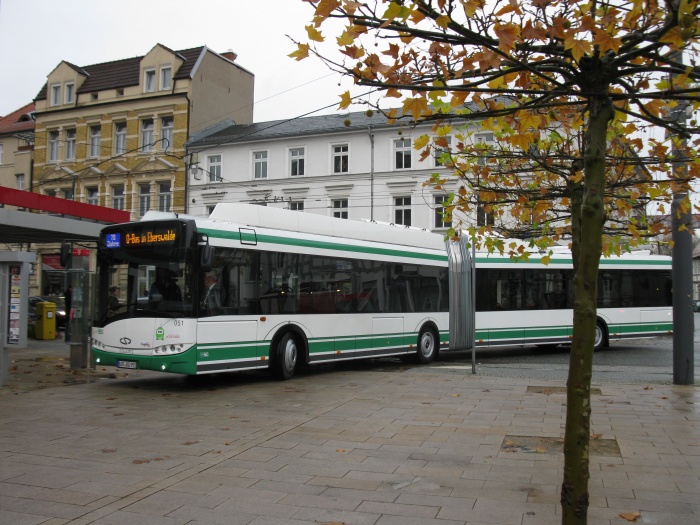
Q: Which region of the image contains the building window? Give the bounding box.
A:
[290,201,304,212]
[65,129,76,160]
[434,136,452,167]
[63,187,74,201]
[434,195,451,229]
[332,144,349,174]
[89,125,101,158]
[112,185,124,211]
[139,184,151,217]
[87,187,98,206]
[64,82,75,104]
[207,205,217,215]
[394,138,412,170]
[51,84,61,106]
[158,182,171,212]
[114,123,127,155]
[161,117,173,150]
[48,130,59,161]
[207,154,222,182]
[46,190,56,198]
[394,196,411,226]
[16,174,24,190]
[253,150,268,179]
[0,143,3,164]
[144,69,156,92]
[160,66,172,90]
[332,199,348,219]
[477,201,495,226]
[290,147,305,176]
[141,119,154,151]
[475,132,495,166]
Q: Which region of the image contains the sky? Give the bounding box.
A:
[0,0,355,123]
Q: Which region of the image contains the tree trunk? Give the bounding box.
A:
[561,96,613,525]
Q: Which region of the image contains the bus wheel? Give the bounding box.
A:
[594,321,607,352]
[274,332,298,380]
[417,327,438,364]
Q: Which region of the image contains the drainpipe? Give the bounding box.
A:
[368,124,374,220]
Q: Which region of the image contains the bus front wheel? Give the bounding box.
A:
[594,320,607,352]
[274,332,298,380]
[416,327,438,364]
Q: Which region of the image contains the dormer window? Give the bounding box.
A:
[144,69,156,92]
[51,83,61,106]
[64,82,75,104]
[160,66,172,90]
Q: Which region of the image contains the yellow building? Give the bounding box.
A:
[33,44,254,219]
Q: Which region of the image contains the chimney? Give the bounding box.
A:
[220,49,237,62]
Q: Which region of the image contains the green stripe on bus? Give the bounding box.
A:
[199,228,448,262]
[475,256,671,267]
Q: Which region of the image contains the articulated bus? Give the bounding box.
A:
[92,204,471,379]
[474,249,672,351]
[91,204,672,379]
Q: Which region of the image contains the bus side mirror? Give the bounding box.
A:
[200,244,213,272]
[60,242,72,268]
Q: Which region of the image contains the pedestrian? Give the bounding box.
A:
[64,285,72,342]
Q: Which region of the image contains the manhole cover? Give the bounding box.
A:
[501,435,620,457]
[527,386,602,395]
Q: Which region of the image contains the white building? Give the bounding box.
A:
[186,110,490,233]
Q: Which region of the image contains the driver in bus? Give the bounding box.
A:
[150,269,182,302]
[202,271,222,315]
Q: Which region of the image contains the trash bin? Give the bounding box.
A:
[35,301,56,340]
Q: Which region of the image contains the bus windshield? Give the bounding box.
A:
[94,219,197,327]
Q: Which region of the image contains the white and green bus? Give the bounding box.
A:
[473,248,673,350]
[91,204,472,379]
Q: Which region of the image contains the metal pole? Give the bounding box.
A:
[669,50,695,385]
[368,124,375,221]
[471,242,476,374]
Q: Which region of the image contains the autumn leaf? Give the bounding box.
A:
[565,37,593,62]
[306,25,324,42]
[402,96,430,118]
[494,22,520,51]
[288,43,310,61]
[338,91,352,110]
[414,134,430,150]
[314,0,341,18]
[593,29,623,55]
[619,512,641,521]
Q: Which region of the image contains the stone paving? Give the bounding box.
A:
[0,340,698,524]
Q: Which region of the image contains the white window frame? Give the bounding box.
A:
[434,194,451,229]
[434,135,452,167]
[112,185,125,211]
[50,83,61,106]
[161,116,173,150]
[16,174,24,190]
[48,130,60,161]
[160,66,172,90]
[394,138,412,170]
[207,154,222,182]
[289,147,305,176]
[394,196,412,226]
[114,122,127,155]
[289,201,304,212]
[65,129,76,160]
[139,183,151,217]
[332,143,349,174]
[144,69,156,92]
[475,132,495,166]
[141,119,154,152]
[89,125,101,158]
[86,187,98,206]
[64,82,75,104]
[332,198,348,219]
[158,182,171,212]
[253,150,268,179]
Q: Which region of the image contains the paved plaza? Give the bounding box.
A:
[1,339,698,525]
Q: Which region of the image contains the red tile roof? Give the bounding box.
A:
[35,45,208,101]
[0,102,35,135]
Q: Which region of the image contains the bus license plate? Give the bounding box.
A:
[116,360,137,369]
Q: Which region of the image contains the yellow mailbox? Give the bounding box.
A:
[35,301,56,340]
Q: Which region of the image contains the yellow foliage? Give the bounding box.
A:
[305,25,324,43]
[414,134,431,150]
[338,91,352,110]
[288,43,310,61]
[402,96,431,118]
